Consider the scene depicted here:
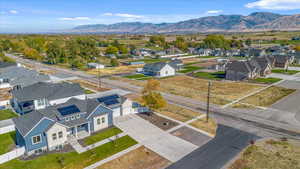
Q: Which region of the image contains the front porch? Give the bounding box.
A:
[68,122,91,140]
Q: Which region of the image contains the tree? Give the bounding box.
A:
[118,45,129,54]
[110,58,119,67]
[203,35,230,49]
[141,79,166,110]
[245,38,252,47]
[295,45,300,51]
[23,48,43,61]
[174,37,188,51]
[46,42,64,64]
[149,35,166,47]
[105,46,119,55]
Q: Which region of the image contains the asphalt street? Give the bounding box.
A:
[166,124,260,169]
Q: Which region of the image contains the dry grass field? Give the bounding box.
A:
[97,146,170,169]
[189,117,217,136]
[230,139,300,169]
[86,65,142,76]
[68,79,110,92]
[238,86,296,107]
[114,76,264,105]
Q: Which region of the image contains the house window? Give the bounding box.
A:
[71,116,75,120]
[165,71,168,75]
[76,114,80,119]
[32,135,41,144]
[37,99,45,107]
[58,131,63,139]
[97,118,101,125]
[65,117,70,121]
[52,133,57,140]
[101,117,105,123]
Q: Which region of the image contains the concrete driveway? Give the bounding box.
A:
[266,73,298,80]
[114,114,198,162]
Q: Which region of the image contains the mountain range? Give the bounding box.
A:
[72,12,300,34]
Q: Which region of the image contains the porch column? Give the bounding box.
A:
[75,126,78,138]
[88,122,91,135]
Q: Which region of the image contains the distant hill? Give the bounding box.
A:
[72,12,300,33]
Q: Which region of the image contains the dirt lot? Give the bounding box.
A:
[97,146,171,169]
[189,117,217,136]
[230,139,300,169]
[137,112,179,131]
[0,88,11,102]
[114,76,264,105]
[238,86,296,107]
[86,65,142,76]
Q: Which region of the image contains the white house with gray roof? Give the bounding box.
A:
[12,82,85,115]
[143,62,175,77]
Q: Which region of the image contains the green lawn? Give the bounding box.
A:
[83,89,95,94]
[179,66,203,73]
[272,69,300,75]
[193,71,225,80]
[252,77,282,84]
[83,127,123,146]
[0,135,137,169]
[0,131,16,155]
[0,109,18,121]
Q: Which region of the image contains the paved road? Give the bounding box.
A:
[166,124,260,169]
[114,114,198,162]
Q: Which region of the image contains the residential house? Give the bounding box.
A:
[195,48,212,56]
[249,57,272,77]
[274,55,289,69]
[143,62,175,77]
[225,61,259,81]
[169,59,184,71]
[87,63,105,69]
[12,82,85,115]
[0,66,50,88]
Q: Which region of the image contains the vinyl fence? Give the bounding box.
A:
[0,147,25,164]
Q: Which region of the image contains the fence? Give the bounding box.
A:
[0,147,25,164]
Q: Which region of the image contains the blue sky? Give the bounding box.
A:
[1,0,300,33]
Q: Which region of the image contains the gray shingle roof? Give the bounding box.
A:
[143,62,169,72]
[226,61,256,73]
[12,82,84,102]
[0,66,50,87]
[0,62,16,69]
[13,110,52,136]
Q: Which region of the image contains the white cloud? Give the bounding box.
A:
[206,10,223,14]
[58,17,91,21]
[9,10,18,14]
[245,0,300,10]
[102,13,144,18]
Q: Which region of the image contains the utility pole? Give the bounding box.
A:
[206,81,212,122]
[98,68,101,89]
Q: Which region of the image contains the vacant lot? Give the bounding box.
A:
[189,117,217,136]
[272,69,300,75]
[86,65,142,76]
[0,136,137,169]
[156,103,201,122]
[138,112,179,130]
[98,146,170,169]
[239,86,296,107]
[124,74,152,80]
[69,79,110,92]
[178,66,203,73]
[0,131,16,155]
[115,76,264,105]
[230,139,300,169]
[0,109,18,121]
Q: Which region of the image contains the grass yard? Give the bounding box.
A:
[0,131,16,155]
[98,146,170,169]
[189,117,217,136]
[83,89,95,94]
[124,74,152,80]
[272,69,300,75]
[252,77,282,84]
[239,86,296,107]
[230,139,300,169]
[0,109,18,121]
[0,135,137,169]
[81,127,123,146]
[178,66,203,73]
[193,71,225,80]
[156,103,201,122]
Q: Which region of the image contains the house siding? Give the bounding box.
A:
[23,118,53,153]
[15,128,25,147]
[88,106,113,132]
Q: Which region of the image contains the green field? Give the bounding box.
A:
[83,89,95,94]
[272,69,300,75]
[252,77,282,84]
[193,71,225,80]
[83,127,123,146]
[0,109,18,121]
[0,131,16,155]
[179,66,203,73]
[0,135,137,169]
